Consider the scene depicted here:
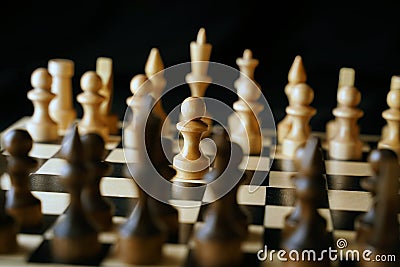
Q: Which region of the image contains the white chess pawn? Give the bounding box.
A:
[77,71,108,141]
[123,74,153,150]
[381,75,400,139]
[281,83,316,158]
[328,85,363,160]
[173,97,210,180]
[48,59,76,134]
[378,86,400,156]
[26,68,58,142]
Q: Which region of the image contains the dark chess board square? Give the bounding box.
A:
[105,196,138,217]
[326,175,368,191]
[271,159,296,172]
[28,239,111,265]
[108,162,130,178]
[265,187,329,208]
[331,210,366,231]
[30,174,64,193]
[242,170,269,186]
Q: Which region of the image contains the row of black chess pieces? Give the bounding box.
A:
[0,122,399,267]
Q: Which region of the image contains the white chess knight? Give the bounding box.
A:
[26,68,59,142]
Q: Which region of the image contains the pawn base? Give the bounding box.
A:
[0,217,18,254]
[26,120,58,142]
[329,139,362,160]
[51,233,101,264]
[194,239,243,267]
[118,235,165,265]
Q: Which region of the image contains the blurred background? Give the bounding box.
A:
[1,0,400,135]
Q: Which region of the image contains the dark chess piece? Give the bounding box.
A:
[81,133,115,231]
[118,95,167,265]
[355,148,384,244]
[359,149,400,267]
[3,129,42,228]
[144,103,179,242]
[51,124,101,264]
[194,131,247,267]
[281,136,331,267]
[0,153,18,254]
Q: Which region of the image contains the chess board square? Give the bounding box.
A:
[35,158,67,175]
[100,177,137,198]
[325,160,372,176]
[108,162,129,178]
[270,159,296,172]
[32,191,69,215]
[330,209,365,231]
[28,239,111,265]
[237,185,267,206]
[268,171,296,188]
[28,143,61,159]
[328,190,372,211]
[326,175,368,191]
[105,196,138,217]
[30,174,64,193]
[242,170,269,186]
[242,225,265,253]
[264,187,332,207]
[105,148,127,163]
[239,156,270,172]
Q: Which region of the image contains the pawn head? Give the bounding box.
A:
[181,96,206,121]
[80,71,102,93]
[31,68,52,90]
[3,129,33,156]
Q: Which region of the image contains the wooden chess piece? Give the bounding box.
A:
[0,154,18,254]
[281,136,331,267]
[281,83,316,158]
[123,74,153,151]
[328,81,363,160]
[230,49,263,155]
[26,68,58,142]
[3,129,42,228]
[194,141,245,267]
[278,55,308,144]
[77,71,109,141]
[173,97,210,180]
[185,28,213,137]
[48,59,76,134]
[51,124,101,264]
[145,111,179,241]
[326,67,356,140]
[378,82,400,156]
[118,110,167,264]
[359,149,400,267]
[81,133,115,231]
[96,57,119,135]
[381,75,400,139]
[355,149,385,244]
[145,48,171,137]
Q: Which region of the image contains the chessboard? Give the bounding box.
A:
[0,115,394,267]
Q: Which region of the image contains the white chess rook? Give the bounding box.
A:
[48,59,76,134]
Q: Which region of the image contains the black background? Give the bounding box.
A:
[1,0,400,135]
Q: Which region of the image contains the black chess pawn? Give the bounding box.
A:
[0,153,18,254]
[3,129,42,228]
[359,149,400,267]
[355,148,383,244]
[281,136,331,267]
[194,134,247,267]
[81,133,115,231]
[51,124,101,264]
